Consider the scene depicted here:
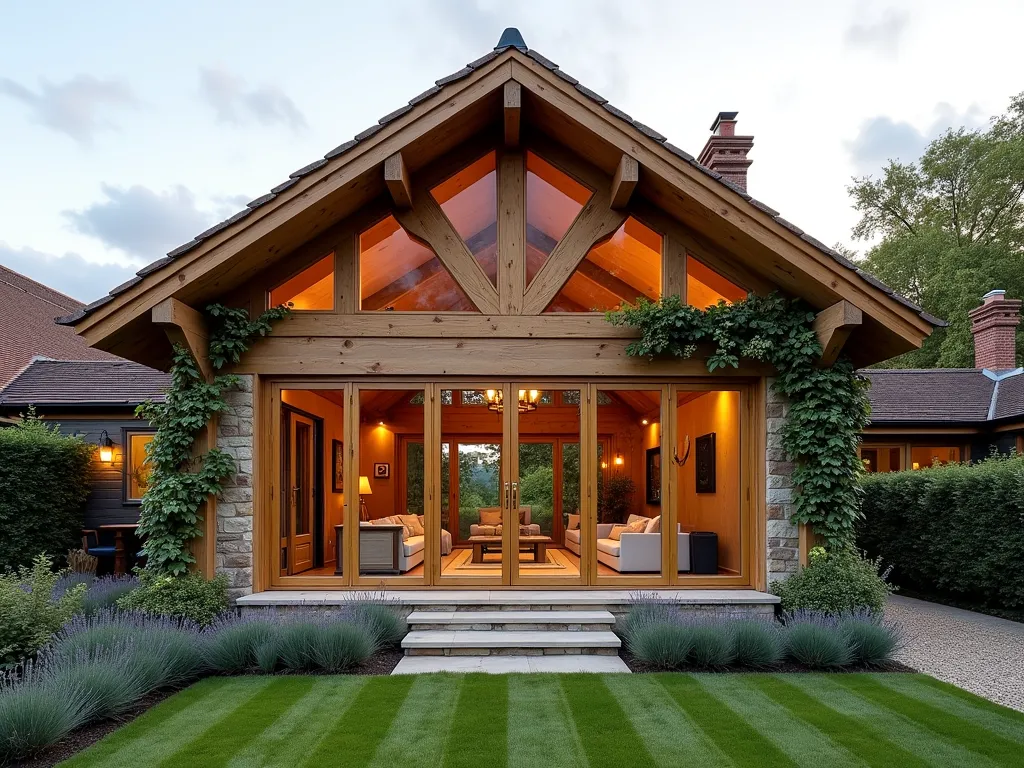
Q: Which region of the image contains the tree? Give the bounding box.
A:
[848,93,1024,367]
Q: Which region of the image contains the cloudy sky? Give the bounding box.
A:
[1,0,1021,303]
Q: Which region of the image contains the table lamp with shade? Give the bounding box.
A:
[358,475,372,521]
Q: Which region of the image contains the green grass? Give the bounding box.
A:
[61,673,1024,768]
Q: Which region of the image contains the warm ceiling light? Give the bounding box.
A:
[378,420,385,427]
[98,430,114,463]
[641,418,649,425]
[614,454,624,466]
[485,388,540,413]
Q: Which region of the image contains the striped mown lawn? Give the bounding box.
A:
[62,673,1024,768]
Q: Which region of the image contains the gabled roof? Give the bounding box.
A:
[0,358,168,409]
[61,29,941,367]
[0,265,117,386]
[864,368,1024,425]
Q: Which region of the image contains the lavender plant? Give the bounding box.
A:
[784,610,855,668]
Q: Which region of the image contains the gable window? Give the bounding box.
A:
[123,429,155,503]
[687,258,746,309]
[269,253,335,311]
[526,152,592,287]
[545,217,662,312]
[431,152,498,286]
[359,215,478,312]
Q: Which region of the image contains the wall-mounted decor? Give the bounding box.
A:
[373,462,390,479]
[645,446,661,505]
[695,432,716,494]
[331,440,344,493]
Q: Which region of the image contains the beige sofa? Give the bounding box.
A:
[564,515,691,573]
[469,506,541,537]
[365,514,453,573]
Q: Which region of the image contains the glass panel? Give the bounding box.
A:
[676,390,741,577]
[561,390,580,406]
[280,390,345,578]
[126,432,154,501]
[441,387,504,580]
[270,253,334,310]
[861,448,879,473]
[431,152,498,286]
[357,388,425,580]
[596,389,663,579]
[889,447,902,472]
[910,446,960,469]
[359,215,477,311]
[687,258,747,309]
[526,152,593,286]
[546,217,662,312]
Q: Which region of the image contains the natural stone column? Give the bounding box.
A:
[215,374,254,602]
[765,379,798,584]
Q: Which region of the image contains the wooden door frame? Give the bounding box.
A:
[280,404,324,575]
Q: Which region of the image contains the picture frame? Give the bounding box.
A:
[331,440,344,493]
[373,462,390,479]
[695,432,716,494]
[645,446,661,505]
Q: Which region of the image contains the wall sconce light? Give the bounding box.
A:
[912,462,920,470]
[98,430,114,463]
[613,454,624,467]
[600,461,608,470]
[641,418,649,426]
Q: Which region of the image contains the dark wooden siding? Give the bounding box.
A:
[43,416,155,528]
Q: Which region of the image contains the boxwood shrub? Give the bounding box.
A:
[858,455,1024,610]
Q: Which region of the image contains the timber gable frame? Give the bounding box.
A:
[64,34,939,369]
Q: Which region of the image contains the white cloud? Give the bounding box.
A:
[0,244,136,303]
[199,68,307,131]
[844,8,910,56]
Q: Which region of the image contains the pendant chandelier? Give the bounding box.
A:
[484,388,541,414]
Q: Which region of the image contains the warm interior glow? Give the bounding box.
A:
[546,217,662,312]
[526,152,592,286]
[270,253,335,310]
[431,152,498,286]
[613,454,624,466]
[910,445,960,469]
[359,215,477,311]
[687,258,746,309]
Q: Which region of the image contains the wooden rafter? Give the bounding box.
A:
[394,191,500,314]
[497,150,525,313]
[610,154,638,209]
[504,81,521,148]
[522,191,626,315]
[151,298,212,382]
[384,152,412,209]
[813,300,863,366]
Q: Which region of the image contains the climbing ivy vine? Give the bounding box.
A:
[607,292,870,548]
[136,304,289,576]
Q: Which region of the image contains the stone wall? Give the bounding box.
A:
[765,379,799,583]
[215,375,255,602]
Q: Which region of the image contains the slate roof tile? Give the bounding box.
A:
[0,359,170,407]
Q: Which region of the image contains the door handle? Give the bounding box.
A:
[511,481,518,511]
[504,482,510,511]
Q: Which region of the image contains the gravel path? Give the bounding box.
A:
[887,594,1024,712]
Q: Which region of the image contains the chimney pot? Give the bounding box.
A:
[699,112,753,191]
[969,290,1020,370]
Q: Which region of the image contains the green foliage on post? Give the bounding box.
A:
[136,304,289,576]
[607,292,870,547]
[0,412,93,570]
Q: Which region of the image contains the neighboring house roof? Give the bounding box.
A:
[0,358,168,408]
[0,265,117,386]
[57,28,943,345]
[863,368,1024,425]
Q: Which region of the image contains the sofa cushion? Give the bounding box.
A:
[398,514,424,536]
[609,525,627,541]
[480,508,502,526]
[474,525,498,536]
[565,529,581,545]
[403,536,424,557]
[567,514,580,531]
[644,515,661,534]
[627,514,651,527]
[596,538,621,556]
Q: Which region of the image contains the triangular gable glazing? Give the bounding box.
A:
[431,152,498,287]
[526,151,592,287]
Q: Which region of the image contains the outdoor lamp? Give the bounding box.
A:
[359,475,373,521]
[98,430,114,463]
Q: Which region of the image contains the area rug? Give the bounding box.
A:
[449,549,567,570]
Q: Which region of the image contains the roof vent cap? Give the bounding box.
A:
[495,28,527,52]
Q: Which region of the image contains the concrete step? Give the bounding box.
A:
[407,610,615,630]
[402,629,621,656]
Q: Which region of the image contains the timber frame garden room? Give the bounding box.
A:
[62,30,939,598]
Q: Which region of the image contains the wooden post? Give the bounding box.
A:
[813,300,863,366]
[504,81,521,148]
[384,152,412,209]
[610,154,638,209]
[152,297,218,577]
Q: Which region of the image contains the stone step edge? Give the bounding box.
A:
[402,630,621,649]
[406,610,615,625]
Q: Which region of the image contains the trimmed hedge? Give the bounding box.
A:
[0,416,92,570]
[858,455,1024,609]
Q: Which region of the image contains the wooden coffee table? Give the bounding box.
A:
[469,535,552,563]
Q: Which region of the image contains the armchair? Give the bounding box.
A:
[469,506,541,537]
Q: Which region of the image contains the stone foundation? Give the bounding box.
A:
[215,374,255,602]
[766,379,799,584]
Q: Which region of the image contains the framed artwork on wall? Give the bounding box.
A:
[645,446,661,505]
[695,432,716,494]
[331,440,344,492]
[373,462,390,479]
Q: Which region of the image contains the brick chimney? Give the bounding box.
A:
[969,290,1021,370]
[698,112,754,191]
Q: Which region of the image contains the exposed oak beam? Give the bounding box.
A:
[152,297,213,382]
[504,81,521,148]
[610,154,638,209]
[384,152,412,209]
[813,300,863,366]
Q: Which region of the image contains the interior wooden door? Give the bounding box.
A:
[287,412,316,574]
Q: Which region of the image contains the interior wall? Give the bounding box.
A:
[676,391,741,573]
[359,423,396,519]
[281,390,345,564]
[641,420,661,519]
